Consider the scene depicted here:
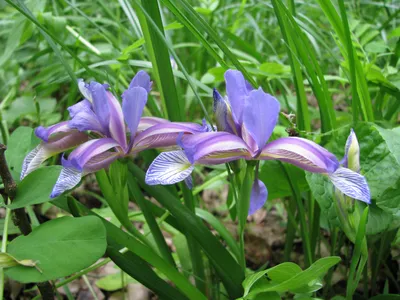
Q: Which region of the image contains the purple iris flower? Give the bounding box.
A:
[21,71,210,198]
[145,70,370,215]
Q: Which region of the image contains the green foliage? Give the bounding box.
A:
[306,123,400,235]
[242,257,341,299]
[5,216,107,282]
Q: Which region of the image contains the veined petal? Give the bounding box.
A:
[137,117,170,133]
[342,129,360,172]
[242,88,280,152]
[50,167,82,198]
[248,179,268,215]
[179,132,251,164]
[329,167,370,204]
[122,87,148,138]
[260,137,339,173]
[145,150,194,186]
[132,122,209,153]
[224,70,249,124]
[213,88,238,135]
[68,99,92,118]
[64,138,120,171]
[89,82,110,134]
[129,70,152,93]
[35,121,71,142]
[20,132,88,179]
[107,91,127,150]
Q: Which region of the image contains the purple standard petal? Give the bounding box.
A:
[21,132,88,179]
[122,87,148,138]
[145,150,194,186]
[242,88,280,153]
[35,121,71,142]
[68,99,92,118]
[68,109,103,133]
[224,69,249,124]
[179,132,251,165]
[129,70,152,93]
[64,138,120,171]
[329,167,370,204]
[89,82,110,134]
[248,179,268,215]
[131,122,210,153]
[260,137,339,173]
[213,88,238,134]
[106,91,127,150]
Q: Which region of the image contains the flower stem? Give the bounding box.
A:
[0,199,11,300]
[237,162,255,270]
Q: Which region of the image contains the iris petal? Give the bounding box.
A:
[50,167,82,198]
[129,70,152,93]
[35,121,71,142]
[90,82,110,134]
[329,167,370,204]
[248,179,268,215]
[122,87,148,138]
[260,137,339,174]
[107,91,127,150]
[224,70,250,124]
[242,88,280,153]
[213,88,237,134]
[145,150,194,185]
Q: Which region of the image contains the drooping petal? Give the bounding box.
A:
[64,138,120,171]
[248,179,268,215]
[122,87,148,138]
[35,121,71,142]
[21,132,88,179]
[50,167,82,198]
[260,137,339,173]
[132,122,210,153]
[68,99,92,118]
[224,69,249,124]
[137,117,170,132]
[178,132,251,165]
[145,150,194,185]
[329,167,370,204]
[342,129,360,172]
[89,82,110,134]
[129,70,152,93]
[107,91,127,150]
[213,88,238,135]
[242,88,280,153]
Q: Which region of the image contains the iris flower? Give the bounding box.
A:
[21,71,210,198]
[146,70,370,215]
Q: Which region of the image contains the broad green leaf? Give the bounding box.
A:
[5,126,40,181]
[9,166,63,209]
[246,257,340,297]
[5,216,107,282]
[306,123,400,234]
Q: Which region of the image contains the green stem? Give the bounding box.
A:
[238,162,255,270]
[281,163,312,267]
[0,200,11,300]
[181,183,206,294]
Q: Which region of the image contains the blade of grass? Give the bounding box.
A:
[134,0,183,121]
